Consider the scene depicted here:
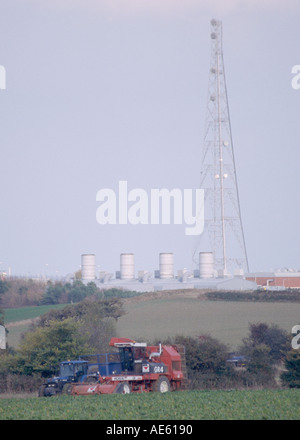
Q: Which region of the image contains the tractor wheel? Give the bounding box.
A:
[153,376,171,393]
[113,382,131,394]
[86,376,98,384]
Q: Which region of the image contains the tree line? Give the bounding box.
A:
[0,278,139,309]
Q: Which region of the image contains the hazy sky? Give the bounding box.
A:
[0,0,299,278]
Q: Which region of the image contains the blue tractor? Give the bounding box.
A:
[38,353,122,397]
[38,360,91,397]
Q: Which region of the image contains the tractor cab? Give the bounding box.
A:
[118,345,148,373]
[109,337,162,374]
[110,338,148,373]
[59,360,88,380]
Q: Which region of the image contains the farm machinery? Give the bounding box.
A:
[38,360,90,396]
[38,352,121,396]
[38,359,102,397]
[71,337,188,395]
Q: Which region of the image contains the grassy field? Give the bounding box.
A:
[117,297,300,349]
[3,303,67,324]
[4,296,300,349]
[0,389,299,420]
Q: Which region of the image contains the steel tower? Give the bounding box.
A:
[196,19,249,276]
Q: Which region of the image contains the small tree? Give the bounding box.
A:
[241,322,290,364]
[239,322,290,387]
[17,318,88,377]
[158,334,231,389]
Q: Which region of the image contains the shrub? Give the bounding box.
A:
[281,350,300,388]
[0,373,43,394]
[158,334,235,389]
[240,322,290,364]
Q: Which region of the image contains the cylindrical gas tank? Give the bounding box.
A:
[159,253,174,279]
[199,252,214,278]
[81,254,96,281]
[120,253,135,280]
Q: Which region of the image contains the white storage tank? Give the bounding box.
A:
[159,253,174,279]
[199,252,214,278]
[81,254,96,281]
[120,253,135,280]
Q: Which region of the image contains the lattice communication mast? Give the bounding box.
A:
[197,19,249,275]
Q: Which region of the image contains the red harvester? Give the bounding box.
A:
[71,337,188,395]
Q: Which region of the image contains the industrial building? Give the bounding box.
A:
[245,271,300,289]
[80,252,258,292]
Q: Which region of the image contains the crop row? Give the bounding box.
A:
[0,389,299,420]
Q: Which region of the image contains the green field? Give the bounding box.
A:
[117,298,300,349]
[4,303,67,324]
[0,389,299,420]
[4,297,300,350]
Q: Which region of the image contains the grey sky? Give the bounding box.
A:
[0,0,299,278]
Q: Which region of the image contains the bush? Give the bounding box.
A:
[16,318,87,377]
[240,322,290,363]
[158,334,236,389]
[0,372,43,394]
[236,322,291,388]
[281,350,300,388]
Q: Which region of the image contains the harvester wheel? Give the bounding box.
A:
[113,382,131,394]
[153,376,171,393]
